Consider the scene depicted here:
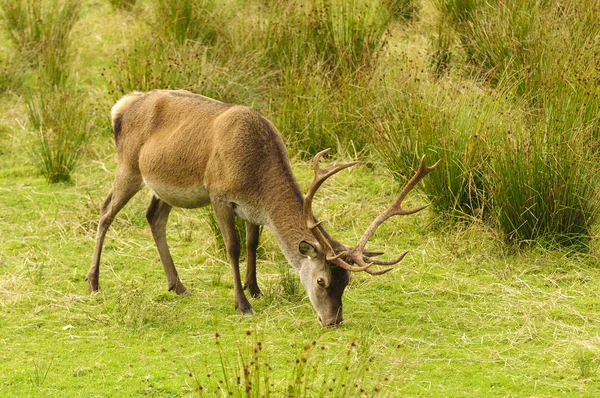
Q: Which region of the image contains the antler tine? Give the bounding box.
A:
[355,155,439,252]
[331,156,439,274]
[304,151,439,276]
[363,266,393,275]
[362,251,408,266]
[304,149,357,229]
[306,149,359,203]
[304,149,358,255]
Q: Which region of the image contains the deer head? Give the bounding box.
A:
[299,149,440,326]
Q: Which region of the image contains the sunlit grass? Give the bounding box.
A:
[0,0,82,86]
[25,85,94,183]
[1,0,600,395]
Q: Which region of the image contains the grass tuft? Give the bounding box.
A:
[25,85,94,183]
[0,0,82,86]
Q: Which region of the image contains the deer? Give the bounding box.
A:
[87,89,438,327]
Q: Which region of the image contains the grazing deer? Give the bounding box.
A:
[87,90,438,326]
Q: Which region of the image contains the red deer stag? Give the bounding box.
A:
[87,90,438,327]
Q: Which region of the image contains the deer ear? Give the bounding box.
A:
[299,240,319,258]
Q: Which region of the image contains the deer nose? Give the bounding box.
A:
[318,314,343,327]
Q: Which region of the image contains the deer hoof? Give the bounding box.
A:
[168,280,188,295]
[236,299,254,315]
[87,277,99,293]
[244,283,263,298]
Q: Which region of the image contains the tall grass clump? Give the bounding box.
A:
[429,0,600,247]
[268,66,336,155]
[371,78,514,219]
[490,79,600,247]
[25,86,94,183]
[261,0,391,81]
[383,0,419,21]
[0,0,82,86]
[491,124,599,248]
[0,54,24,93]
[153,0,223,46]
[108,35,266,105]
[435,0,600,100]
[268,63,379,157]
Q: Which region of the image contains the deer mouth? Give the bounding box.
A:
[318,315,343,327]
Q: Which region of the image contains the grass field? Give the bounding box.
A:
[1,0,600,396]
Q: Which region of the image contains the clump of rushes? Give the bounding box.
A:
[372,80,506,219]
[26,86,93,183]
[261,0,391,82]
[434,0,600,101]
[491,88,600,248]
[0,54,23,93]
[383,0,419,21]
[108,35,266,105]
[0,0,81,86]
[153,0,223,46]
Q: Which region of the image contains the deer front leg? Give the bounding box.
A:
[88,172,142,292]
[212,201,254,314]
[146,196,187,295]
[244,222,262,298]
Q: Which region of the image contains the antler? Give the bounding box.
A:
[304,151,439,275]
[303,149,358,255]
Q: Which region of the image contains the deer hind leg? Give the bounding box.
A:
[146,195,187,295]
[244,222,262,298]
[212,201,254,314]
[87,169,142,293]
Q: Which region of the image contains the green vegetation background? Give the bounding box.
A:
[1,0,599,396]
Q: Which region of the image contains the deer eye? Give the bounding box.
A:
[316,277,326,287]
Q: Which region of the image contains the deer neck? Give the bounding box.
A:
[265,188,314,272]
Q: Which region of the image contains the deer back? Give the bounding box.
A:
[112,90,305,225]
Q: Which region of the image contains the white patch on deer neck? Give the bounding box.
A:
[144,180,211,209]
[231,201,268,226]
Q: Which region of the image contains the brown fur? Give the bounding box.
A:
[87,90,348,326]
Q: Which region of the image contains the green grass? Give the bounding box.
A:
[2,137,600,395]
[0,0,82,86]
[1,0,600,396]
[25,85,94,183]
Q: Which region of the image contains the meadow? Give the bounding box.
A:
[1,0,600,396]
